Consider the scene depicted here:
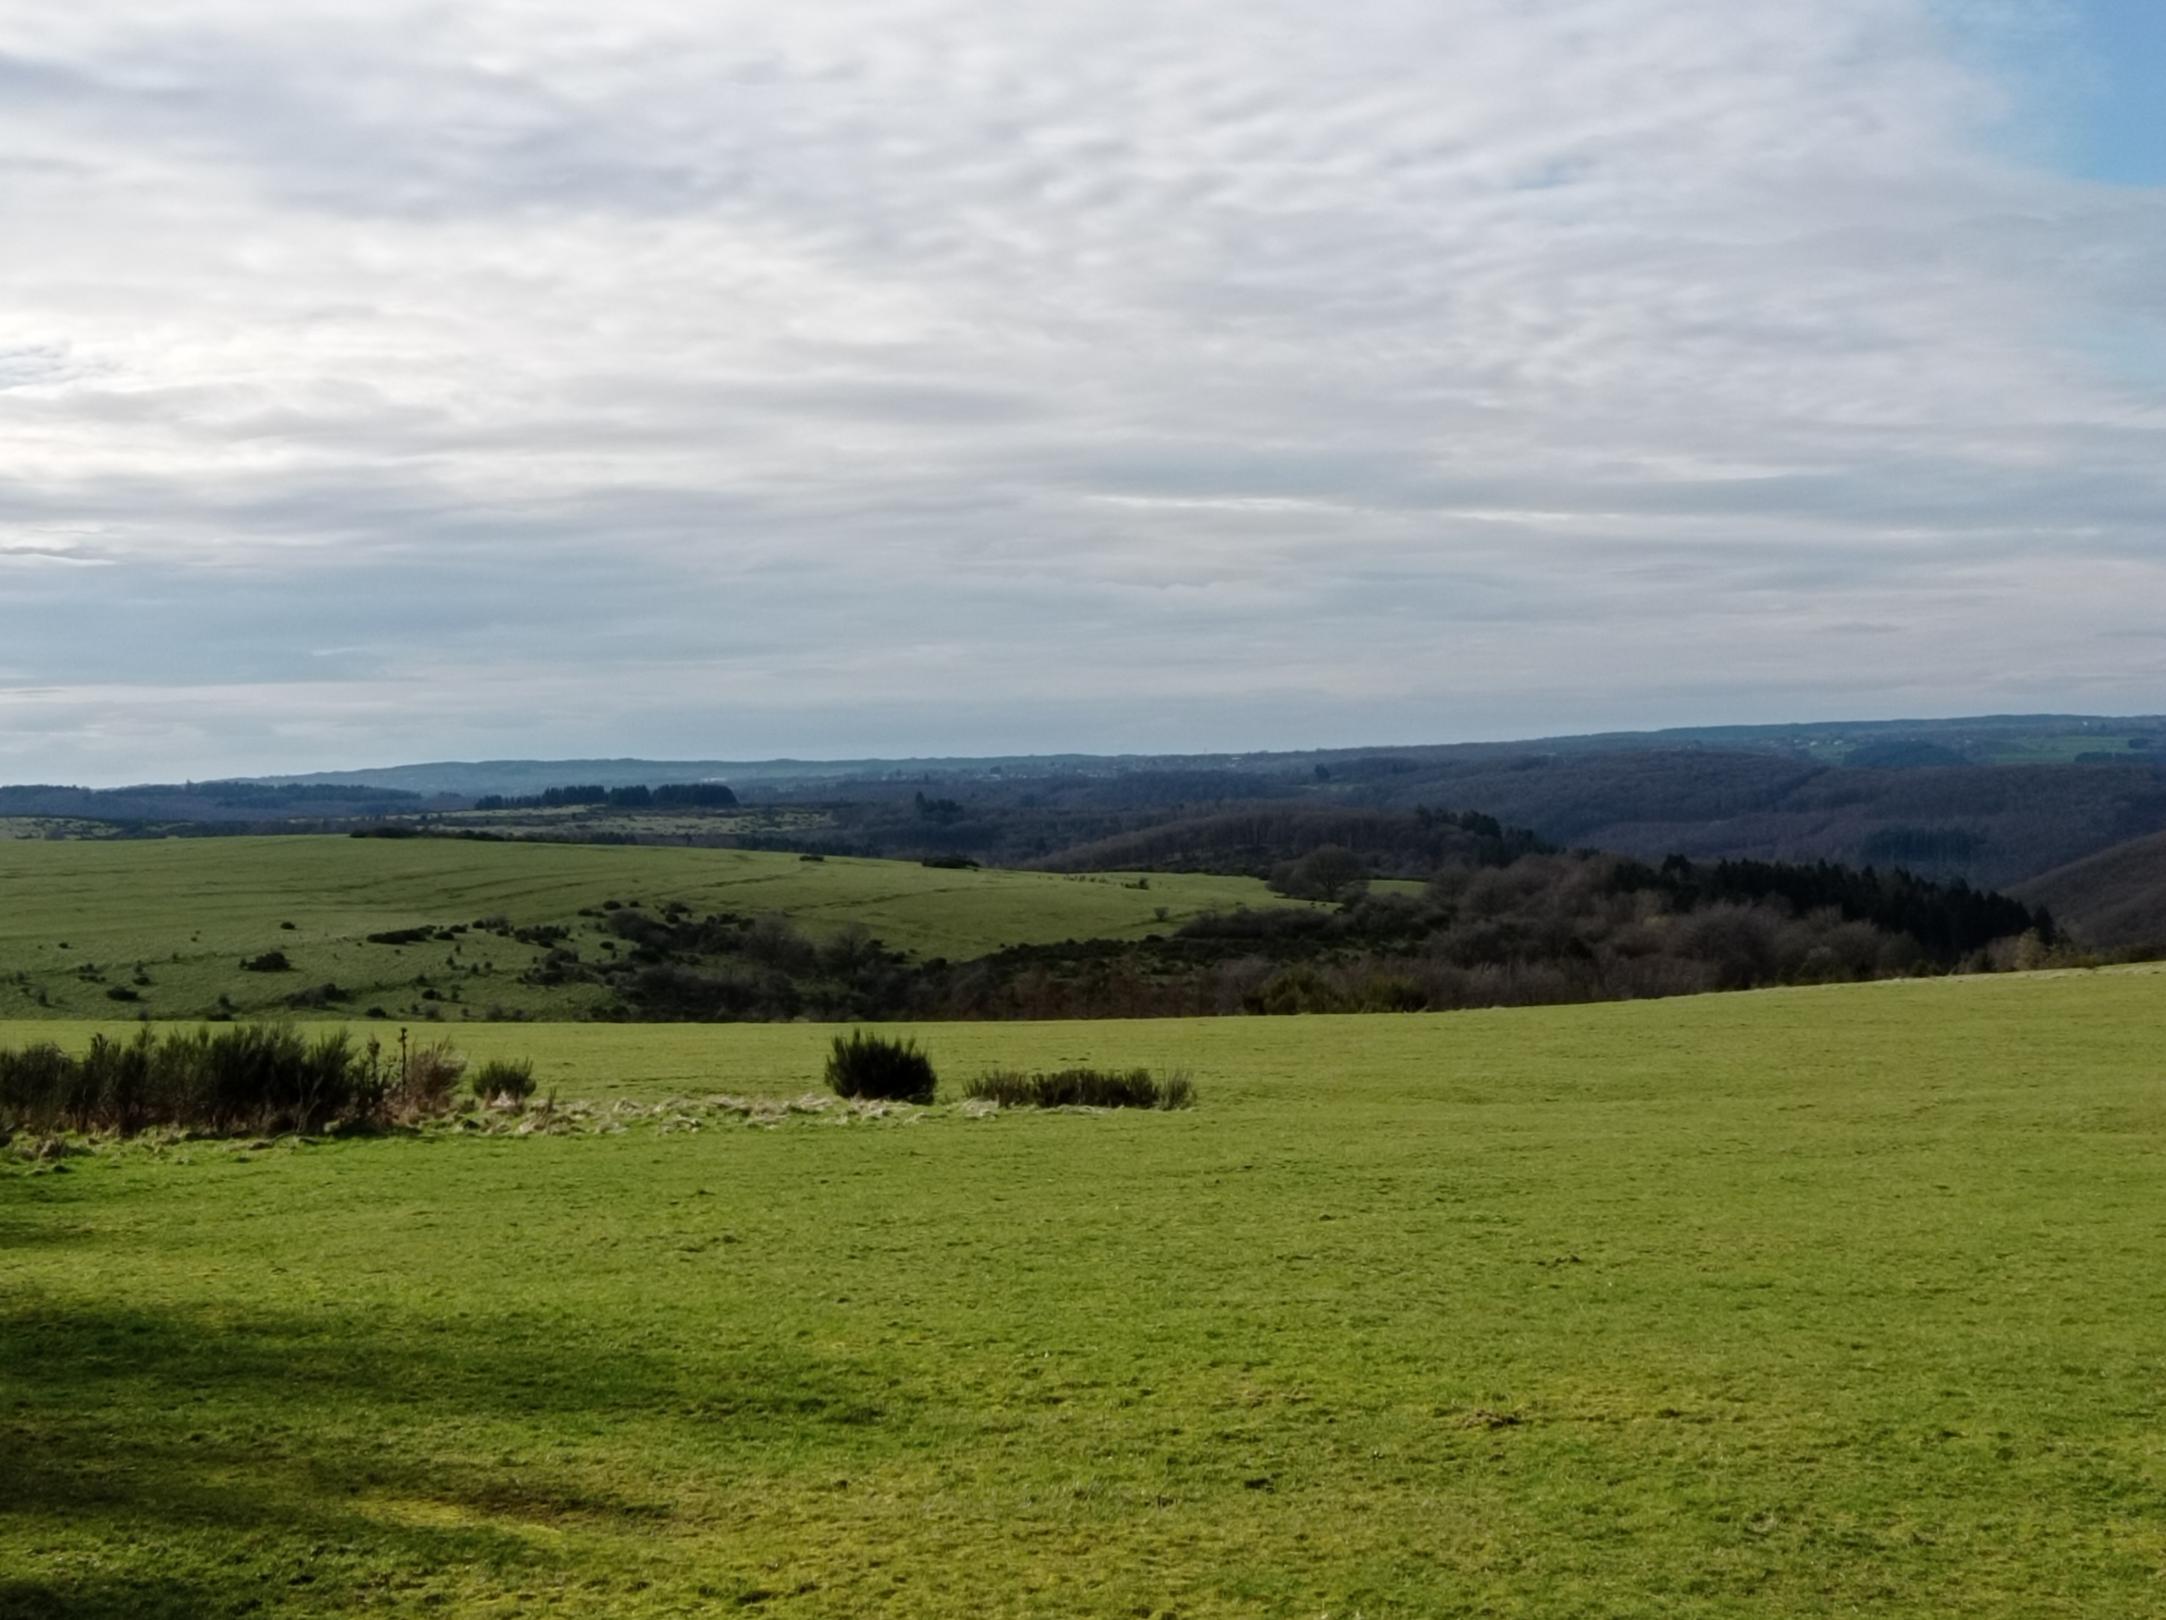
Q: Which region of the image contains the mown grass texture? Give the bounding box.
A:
[3,967,2164,1616]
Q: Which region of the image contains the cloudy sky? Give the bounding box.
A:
[3,0,2162,783]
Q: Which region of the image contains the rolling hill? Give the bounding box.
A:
[2017,829,2166,951]
[0,836,1303,1024]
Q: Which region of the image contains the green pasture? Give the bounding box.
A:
[1974,732,2148,765]
[6,967,2166,1616]
[0,836,1289,1022]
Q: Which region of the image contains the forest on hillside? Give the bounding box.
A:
[509,835,2058,1024]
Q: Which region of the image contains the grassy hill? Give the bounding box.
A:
[6,967,2165,1615]
[0,836,1300,1023]
[2017,828,2166,950]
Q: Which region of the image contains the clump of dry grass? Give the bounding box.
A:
[389,1037,466,1122]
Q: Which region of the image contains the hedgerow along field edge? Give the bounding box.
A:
[5,967,2164,1616]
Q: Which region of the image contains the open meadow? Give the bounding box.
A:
[5,967,2164,1616]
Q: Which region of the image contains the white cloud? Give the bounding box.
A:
[0,0,2161,781]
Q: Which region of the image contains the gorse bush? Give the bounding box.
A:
[0,1026,515,1137]
[964,1067,1195,1110]
[824,1030,937,1103]
[4,1025,364,1136]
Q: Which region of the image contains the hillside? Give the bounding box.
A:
[2017,829,2166,950]
[585,752,2163,889]
[1343,754,2166,888]
[0,822,2060,1027]
[0,836,1298,1024]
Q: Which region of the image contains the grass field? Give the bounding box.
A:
[1975,733,2150,765]
[0,836,1299,1022]
[6,967,2165,1616]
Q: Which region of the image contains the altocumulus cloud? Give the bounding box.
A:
[1,0,2162,782]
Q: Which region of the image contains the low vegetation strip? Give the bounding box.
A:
[963,1065,1194,1109]
[0,1024,491,1137]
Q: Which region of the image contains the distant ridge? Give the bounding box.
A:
[236,712,2163,799]
[2018,829,2166,951]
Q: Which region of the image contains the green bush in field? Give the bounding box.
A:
[471,1057,537,1104]
[824,1030,936,1104]
[964,1066,1194,1110]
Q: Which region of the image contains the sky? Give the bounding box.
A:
[1,0,2162,785]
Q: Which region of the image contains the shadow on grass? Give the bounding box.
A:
[0,1575,228,1620]
[0,1297,909,1614]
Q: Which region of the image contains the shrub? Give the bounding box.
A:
[471,1057,536,1104]
[825,1030,936,1104]
[241,950,293,973]
[963,1067,1195,1110]
[396,1038,467,1113]
[0,1024,475,1137]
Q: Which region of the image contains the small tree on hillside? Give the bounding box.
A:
[1270,845,1370,903]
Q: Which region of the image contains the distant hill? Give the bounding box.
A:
[1336,753,2166,890]
[242,755,1115,797]
[228,712,2166,798]
[2017,831,2166,951]
[10,714,2166,889]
